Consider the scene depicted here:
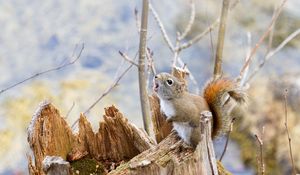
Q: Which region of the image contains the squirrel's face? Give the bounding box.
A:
[153,72,185,100]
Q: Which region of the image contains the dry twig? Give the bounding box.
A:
[284,89,297,175]
[119,51,138,67]
[149,3,174,52]
[149,1,200,91]
[71,54,135,130]
[146,48,157,76]
[239,32,252,87]
[219,118,235,161]
[254,127,265,175]
[246,28,300,83]
[178,0,196,40]
[0,43,84,95]
[214,0,230,79]
[239,0,288,81]
[65,102,75,119]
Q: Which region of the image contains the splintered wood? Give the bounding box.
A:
[27,101,154,175]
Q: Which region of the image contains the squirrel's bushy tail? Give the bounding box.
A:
[203,78,246,138]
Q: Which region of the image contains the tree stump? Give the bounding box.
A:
[27,101,155,175]
[27,100,224,174]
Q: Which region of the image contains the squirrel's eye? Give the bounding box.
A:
[166,79,173,86]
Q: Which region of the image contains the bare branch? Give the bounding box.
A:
[138,0,152,135]
[178,20,219,51]
[177,58,200,93]
[178,0,196,40]
[239,0,288,80]
[266,4,277,55]
[172,32,181,67]
[176,0,239,52]
[254,127,265,175]
[65,102,75,119]
[214,0,231,79]
[146,48,157,75]
[246,28,300,83]
[119,51,139,67]
[0,43,84,95]
[240,32,252,87]
[219,118,235,161]
[149,2,175,51]
[284,89,297,175]
[71,55,135,130]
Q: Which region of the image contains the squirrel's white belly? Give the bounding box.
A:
[173,122,192,144]
[160,100,175,119]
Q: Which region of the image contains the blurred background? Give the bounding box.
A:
[0,0,299,174]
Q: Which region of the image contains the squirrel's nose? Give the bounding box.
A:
[154,75,158,79]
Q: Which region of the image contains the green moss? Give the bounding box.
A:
[70,158,105,175]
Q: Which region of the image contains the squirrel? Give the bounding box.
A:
[153,72,246,147]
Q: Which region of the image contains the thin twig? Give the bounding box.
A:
[145,48,156,88]
[239,0,288,81]
[214,0,230,79]
[246,28,300,83]
[178,20,219,52]
[119,51,139,66]
[266,4,277,55]
[149,2,175,51]
[138,0,152,135]
[219,118,235,161]
[240,32,252,87]
[149,1,203,92]
[71,56,135,130]
[178,0,196,40]
[65,102,75,119]
[177,58,200,93]
[176,0,239,52]
[284,89,297,175]
[0,43,84,95]
[172,32,181,67]
[254,127,265,175]
[146,48,157,75]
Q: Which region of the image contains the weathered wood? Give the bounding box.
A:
[27,101,77,174]
[149,94,172,143]
[27,101,155,174]
[109,111,219,175]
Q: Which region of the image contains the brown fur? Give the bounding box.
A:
[154,73,245,146]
